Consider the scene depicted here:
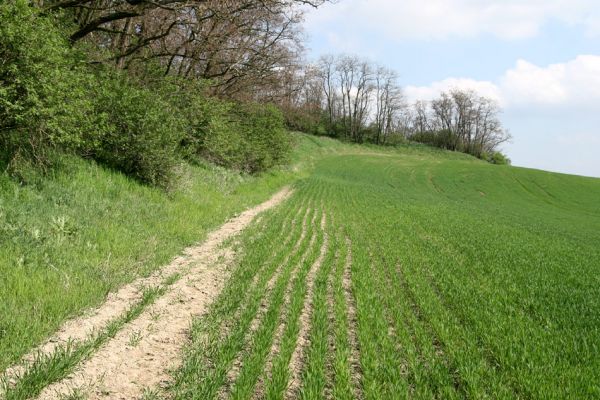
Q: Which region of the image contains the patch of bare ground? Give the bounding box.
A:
[3,187,292,399]
[217,206,311,399]
[283,212,329,400]
[252,209,320,399]
[342,238,364,400]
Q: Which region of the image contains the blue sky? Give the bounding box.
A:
[303,0,600,177]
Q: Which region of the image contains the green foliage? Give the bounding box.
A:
[83,69,185,188]
[281,106,327,136]
[410,129,458,151]
[187,101,291,174]
[0,0,94,172]
[410,129,513,165]
[238,103,291,172]
[0,2,181,188]
[0,2,291,188]
[488,151,511,165]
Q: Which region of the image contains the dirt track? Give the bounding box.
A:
[3,187,292,400]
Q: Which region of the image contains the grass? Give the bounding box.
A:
[3,283,166,400]
[3,132,600,399]
[162,141,600,399]
[0,132,346,373]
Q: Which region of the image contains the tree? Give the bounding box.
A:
[43,0,330,98]
[408,89,511,159]
[374,67,403,144]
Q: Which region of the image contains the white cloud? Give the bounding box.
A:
[404,55,600,110]
[501,60,568,106]
[306,0,600,40]
[503,56,600,108]
[405,78,504,105]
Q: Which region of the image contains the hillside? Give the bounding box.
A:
[2,134,599,399]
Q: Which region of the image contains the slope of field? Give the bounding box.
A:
[164,148,600,399]
[3,135,599,399]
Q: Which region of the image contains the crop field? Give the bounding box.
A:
[167,150,600,399]
[2,139,600,399]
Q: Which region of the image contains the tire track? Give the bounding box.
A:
[218,206,313,399]
[284,211,330,399]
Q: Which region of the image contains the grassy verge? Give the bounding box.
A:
[0,132,347,372]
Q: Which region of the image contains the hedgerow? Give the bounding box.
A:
[0,0,292,188]
[184,100,291,174]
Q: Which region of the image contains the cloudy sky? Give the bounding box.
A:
[304,0,600,178]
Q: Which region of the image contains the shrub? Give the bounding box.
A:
[0,0,94,172]
[281,106,326,136]
[0,1,289,187]
[0,3,183,188]
[184,100,291,174]
[196,100,247,170]
[84,69,185,188]
[489,151,511,165]
[236,103,291,173]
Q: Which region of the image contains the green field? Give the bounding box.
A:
[167,144,600,399]
[2,135,600,399]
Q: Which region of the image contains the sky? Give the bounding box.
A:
[303,0,600,178]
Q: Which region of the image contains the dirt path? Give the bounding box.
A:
[3,187,292,399]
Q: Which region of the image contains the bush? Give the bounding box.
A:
[410,129,459,151]
[0,1,290,187]
[81,69,185,188]
[0,3,183,188]
[184,100,291,174]
[0,0,94,172]
[237,103,291,172]
[281,106,326,136]
[488,151,511,165]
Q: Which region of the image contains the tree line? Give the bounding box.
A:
[1,0,510,190]
[280,54,511,163]
[1,0,325,188]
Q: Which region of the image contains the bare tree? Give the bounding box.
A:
[317,54,337,130]
[332,55,375,141]
[374,66,403,144]
[288,54,408,142]
[42,0,330,98]
[410,89,511,157]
